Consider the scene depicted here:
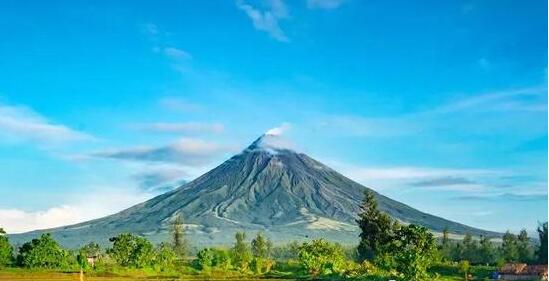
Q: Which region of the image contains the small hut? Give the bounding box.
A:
[498,263,548,281]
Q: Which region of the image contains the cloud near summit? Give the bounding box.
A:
[92,138,234,165]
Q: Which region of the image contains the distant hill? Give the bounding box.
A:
[10,134,500,248]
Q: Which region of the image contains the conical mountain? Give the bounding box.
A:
[11,134,498,247]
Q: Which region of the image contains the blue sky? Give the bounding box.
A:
[0,0,546,234]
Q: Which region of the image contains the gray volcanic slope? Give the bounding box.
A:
[10,134,498,248]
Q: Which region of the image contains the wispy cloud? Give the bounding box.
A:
[411,176,476,187]
[316,85,547,138]
[0,103,94,144]
[334,165,495,182]
[153,46,193,73]
[143,24,193,73]
[162,47,192,60]
[236,0,289,42]
[455,192,548,202]
[434,86,547,113]
[132,166,189,193]
[92,138,233,165]
[324,160,504,192]
[132,122,224,134]
[307,0,346,10]
[158,97,203,112]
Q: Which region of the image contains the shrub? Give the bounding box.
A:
[17,233,74,269]
[107,233,154,268]
[297,239,345,276]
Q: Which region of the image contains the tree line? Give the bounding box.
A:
[354,191,548,280]
[0,192,546,281]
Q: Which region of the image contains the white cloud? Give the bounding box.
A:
[265,122,291,136]
[434,86,547,113]
[236,0,289,42]
[158,97,203,112]
[307,0,346,9]
[335,165,495,181]
[133,122,224,134]
[0,103,93,144]
[0,186,152,234]
[163,47,192,60]
[132,165,189,192]
[324,160,503,192]
[315,85,547,138]
[92,138,234,165]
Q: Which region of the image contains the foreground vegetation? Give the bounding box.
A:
[0,192,546,281]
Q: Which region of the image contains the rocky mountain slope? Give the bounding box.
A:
[10,134,499,247]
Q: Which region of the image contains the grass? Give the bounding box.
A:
[0,263,498,281]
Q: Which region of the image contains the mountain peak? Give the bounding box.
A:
[246,133,296,154]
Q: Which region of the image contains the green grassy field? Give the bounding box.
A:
[0,263,498,281]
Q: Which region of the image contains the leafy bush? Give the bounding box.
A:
[196,248,215,270]
[17,233,74,269]
[297,239,345,276]
[107,233,154,268]
[0,228,12,267]
[154,242,177,271]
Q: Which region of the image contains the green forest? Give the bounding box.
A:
[0,192,546,281]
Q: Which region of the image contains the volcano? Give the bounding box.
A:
[11,133,498,247]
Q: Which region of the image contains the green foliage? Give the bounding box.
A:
[297,239,345,276]
[211,248,232,270]
[250,232,274,273]
[0,228,13,267]
[458,260,470,281]
[356,191,396,261]
[517,229,533,263]
[107,233,154,268]
[231,232,251,271]
[387,224,437,281]
[477,236,495,264]
[439,228,452,262]
[461,234,478,263]
[537,222,548,264]
[196,248,215,270]
[170,214,186,259]
[501,231,519,262]
[76,242,101,269]
[251,232,270,259]
[154,242,177,271]
[80,242,101,257]
[17,233,73,269]
[271,241,300,261]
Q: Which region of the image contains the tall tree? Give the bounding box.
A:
[0,228,12,267]
[356,190,395,261]
[439,228,453,261]
[461,233,479,263]
[170,214,186,259]
[388,224,437,281]
[501,231,519,262]
[251,232,269,259]
[232,232,251,271]
[536,222,548,264]
[478,236,495,265]
[517,229,533,263]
